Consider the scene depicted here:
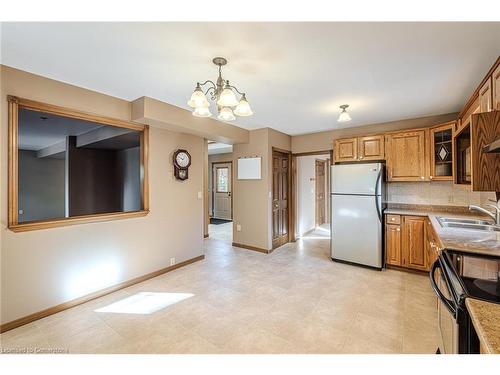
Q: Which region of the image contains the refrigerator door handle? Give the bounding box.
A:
[375,195,382,223]
[374,168,382,222]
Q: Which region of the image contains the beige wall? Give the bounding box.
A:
[131,96,249,145]
[0,66,204,324]
[291,113,458,154]
[232,128,291,250]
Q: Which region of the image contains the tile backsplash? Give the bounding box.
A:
[387,181,496,207]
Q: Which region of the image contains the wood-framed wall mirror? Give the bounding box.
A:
[7,96,150,232]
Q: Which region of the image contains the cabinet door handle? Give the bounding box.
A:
[421,176,425,180]
[396,228,400,232]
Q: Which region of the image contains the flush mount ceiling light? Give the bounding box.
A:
[188,57,253,121]
[337,104,352,123]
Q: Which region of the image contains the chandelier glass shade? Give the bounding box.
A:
[218,107,236,121]
[193,106,212,118]
[188,57,252,121]
[234,94,253,117]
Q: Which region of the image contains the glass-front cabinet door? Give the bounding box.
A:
[430,122,455,181]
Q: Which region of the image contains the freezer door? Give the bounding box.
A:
[330,194,383,268]
[331,163,382,195]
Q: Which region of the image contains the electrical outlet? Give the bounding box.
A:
[197,191,202,199]
[170,258,176,266]
[18,209,24,215]
[236,224,242,232]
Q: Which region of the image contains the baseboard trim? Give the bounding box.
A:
[0,254,205,333]
[232,242,272,254]
[386,264,428,275]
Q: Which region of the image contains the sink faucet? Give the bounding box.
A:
[469,201,500,225]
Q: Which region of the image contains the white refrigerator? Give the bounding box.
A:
[330,163,385,269]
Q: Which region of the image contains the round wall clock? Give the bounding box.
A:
[173,149,191,181]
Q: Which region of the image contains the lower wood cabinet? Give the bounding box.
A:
[385,223,401,266]
[385,214,430,271]
[401,216,428,271]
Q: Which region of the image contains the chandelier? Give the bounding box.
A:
[188,57,253,121]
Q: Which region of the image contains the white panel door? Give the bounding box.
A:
[213,163,232,220]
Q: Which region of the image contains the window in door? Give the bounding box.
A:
[216,167,229,193]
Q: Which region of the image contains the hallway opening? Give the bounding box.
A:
[294,152,332,240]
[207,141,233,242]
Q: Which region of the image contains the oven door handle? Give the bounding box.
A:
[430,259,457,315]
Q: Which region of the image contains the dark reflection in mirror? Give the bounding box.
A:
[18,108,142,223]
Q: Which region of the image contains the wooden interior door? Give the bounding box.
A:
[272,151,290,249]
[315,159,326,226]
[212,162,232,220]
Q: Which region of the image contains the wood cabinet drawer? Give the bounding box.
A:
[386,214,401,225]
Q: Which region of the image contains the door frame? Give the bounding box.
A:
[272,147,292,249]
[211,160,233,220]
[315,158,327,227]
[291,150,333,241]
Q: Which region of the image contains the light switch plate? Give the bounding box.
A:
[236,224,242,232]
[197,191,202,199]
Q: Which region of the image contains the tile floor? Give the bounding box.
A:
[0,232,439,354]
[208,221,233,242]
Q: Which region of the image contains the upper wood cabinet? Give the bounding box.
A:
[334,135,384,163]
[334,137,358,162]
[401,216,428,271]
[493,63,500,110]
[385,130,428,182]
[479,77,493,113]
[429,122,454,181]
[358,135,385,161]
[471,111,500,191]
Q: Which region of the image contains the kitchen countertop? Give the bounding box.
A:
[384,207,500,257]
[465,298,500,354]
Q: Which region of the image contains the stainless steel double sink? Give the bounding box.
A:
[437,217,500,232]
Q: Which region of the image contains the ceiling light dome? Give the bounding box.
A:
[218,107,236,121]
[188,84,209,108]
[337,104,352,122]
[234,94,253,117]
[193,106,212,118]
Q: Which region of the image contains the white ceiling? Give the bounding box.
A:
[208,142,232,155]
[1,22,499,135]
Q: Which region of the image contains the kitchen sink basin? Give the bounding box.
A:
[437,219,500,232]
[437,217,493,226]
